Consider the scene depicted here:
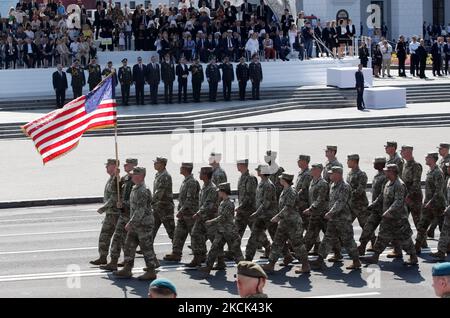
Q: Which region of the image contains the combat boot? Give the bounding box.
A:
[403,254,418,266]
[327,252,343,263]
[294,261,311,274]
[185,255,203,267]
[198,265,213,276]
[364,252,380,264]
[137,268,157,281]
[310,256,325,270]
[386,246,403,259]
[212,257,227,270]
[346,258,362,270]
[430,251,446,262]
[113,263,133,279]
[89,256,107,266]
[163,253,182,262]
[261,260,276,273]
[100,258,118,271]
[414,241,422,255]
[279,253,294,266]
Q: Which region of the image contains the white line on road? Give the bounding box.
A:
[0,229,98,237]
[306,292,381,298]
[0,214,97,223]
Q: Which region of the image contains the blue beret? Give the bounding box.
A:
[150,278,177,295]
[432,262,450,277]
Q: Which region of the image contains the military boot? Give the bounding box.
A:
[346,258,362,270]
[310,256,325,270]
[279,253,294,266]
[163,253,182,262]
[113,263,133,278]
[137,268,157,281]
[185,255,203,267]
[294,261,311,274]
[430,251,446,262]
[261,260,276,273]
[89,256,107,266]
[212,257,227,270]
[100,258,118,271]
[327,252,343,263]
[386,246,403,259]
[403,254,418,266]
[364,252,380,264]
[414,241,422,255]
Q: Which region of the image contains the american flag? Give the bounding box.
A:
[22,75,117,164]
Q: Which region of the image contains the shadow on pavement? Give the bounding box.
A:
[102,273,149,298]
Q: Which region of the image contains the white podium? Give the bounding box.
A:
[327,67,373,88]
[363,87,407,109]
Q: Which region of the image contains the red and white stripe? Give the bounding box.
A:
[22,96,117,164]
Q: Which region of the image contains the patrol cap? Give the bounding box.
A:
[325,145,338,151]
[153,157,168,164]
[200,166,213,174]
[237,159,249,165]
[149,278,177,295]
[311,163,324,170]
[236,261,267,279]
[383,164,399,173]
[279,173,294,183]
[217,182,231,194]
[347,154,360,161]
[438,143,450,149]
[384,141,398,148]
[105,158,118,166]
[121,58,128,63]
[181,162,193,169]
[298,155,311,162]
[373,157,387,164]
[130,166,146,176]
[426,152,439,161]
[255,164,271,175]
[401,145,414,151]
[327,166,343,174]
[432,262,450,277]
[125,158,138,165]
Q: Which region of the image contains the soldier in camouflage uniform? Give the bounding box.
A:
[90,159,120,266]
[358,157,387,256]
[415,152,446,254]
[303,164,329,253]
[262,173,311,274]
[235,159,258,238]
[364,164,418,266]
[186,167,219,267]
[209,152,227,186]
[245,165,278,261]
[430,162,450,261]
[295,155,313,232]
[264,151,285,199]
[401,146,423,229]
[164,163,200,262]
[101,158,138,271]
[323,146,343,183]
[199,183,244,275]
[85,57,102,91]
[385,141,404,179]
[113,167,159,280]
[311,166,361,270]
[346,154,370,238]
[151,157,175,240]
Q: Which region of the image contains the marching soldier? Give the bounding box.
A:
[199,183,244,275]
[118,58,133,106]
[151,157,175,240]
[189,58,204,103]
[310,166,361,270]
[206,56,221,102]
[209,152,227,186]
[235,159,258,238]
[358,157,387,256]
[323,145,343,183]
[249,54,263,100]
[385,141,404,179]
[264,150,285,199]
[90,159,120,266]
[415,152,446,254]
[401,145,423,229]
[220,56,234,101]
[66,59,86,99]
[161,54,175,104]
[85,57,102,91]
[236,56,249,101]
[364,164,418,266]
[262,173,311,274]
[164,163,200,262]
[113,167,159,281]
[187,167,219,267]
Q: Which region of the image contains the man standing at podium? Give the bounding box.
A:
[355,64,365,111]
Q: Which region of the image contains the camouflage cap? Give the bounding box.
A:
[200,166,213,174]
[426,152,439,160]
[237,159,249,165]
[383,164,399,173]
[237,261,267,279]
[125,158,138,165]
[325,145,338,151]
[347,154,360,161]
[438,143,450,149]
[298,155,311,162]
[153,157,168,164]
[279,173,294,183]
[217,182,231,193]
[401,145,414,151]
[327,166,343,174]
[130,166,146,176]
[373,157,387,164]
[181,162,193,169]
[105,159,118,166]
[384,141,398,148]
[311,163,324,170]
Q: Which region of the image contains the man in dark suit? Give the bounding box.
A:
[133,56,146,105]
[417,39,428,79]
[280,9,294,36]
[220,56,234,101]
[444,37,450,76]
[206,57,221,102]
[236,57,249,101]
[146,55,161,105]
[431,37,444,77]
[161,54,176,104]
[118,58,133,106]
[52,64,68,108]
[176,57,189,103]
[355,64,365,111]
[249,54,263,100]
[256,0,270,24]
[240,0,252,24]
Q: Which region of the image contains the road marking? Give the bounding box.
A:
[0,229,99,237]
[0,215,97,223]
[306,292,381,298]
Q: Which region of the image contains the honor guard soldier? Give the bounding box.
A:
[118,58,133,105]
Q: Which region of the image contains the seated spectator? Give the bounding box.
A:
[263,33,275,61]
[293,31,305,60]
[245,32,259,60]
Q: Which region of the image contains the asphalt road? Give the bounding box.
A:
[0,202,444,298]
